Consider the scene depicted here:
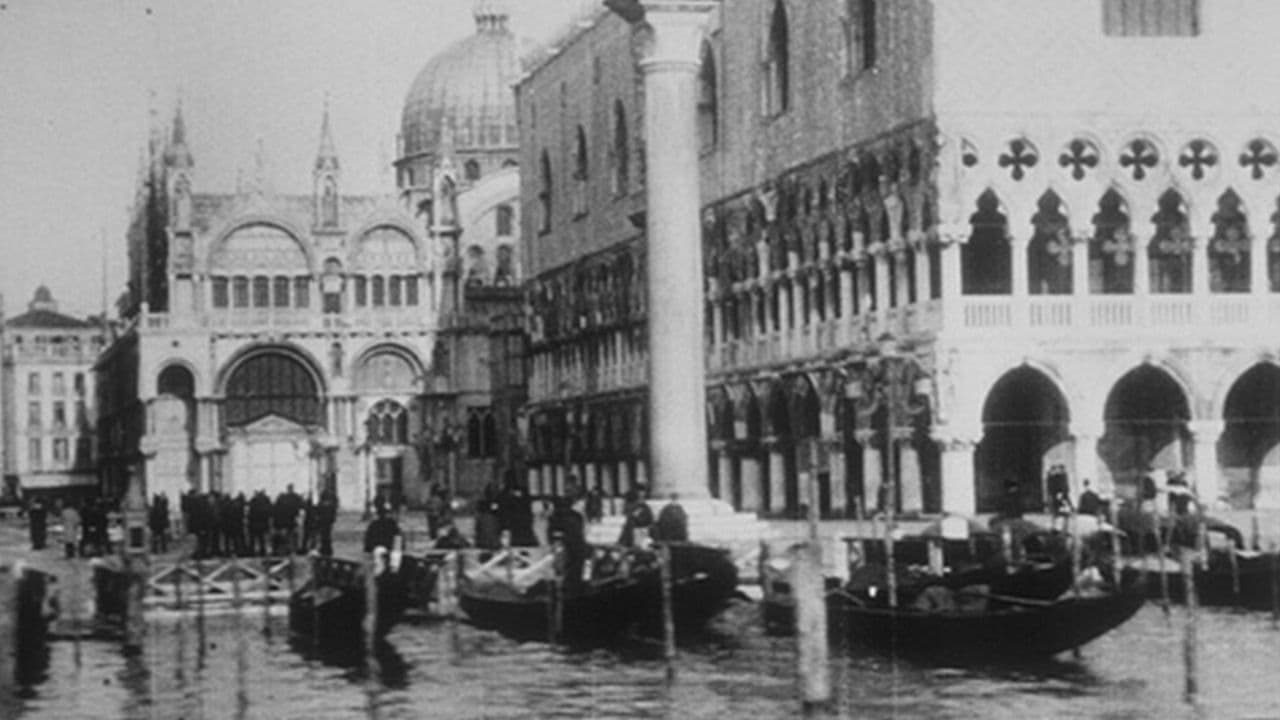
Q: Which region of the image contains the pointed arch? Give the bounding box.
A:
[1089,187,1135,294]
[1148,188,1193,293]
[961,189,1011,295]
[1209,188,1250,293]
[1028,189,1073,294]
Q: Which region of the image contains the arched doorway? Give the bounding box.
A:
[151,364,198,499]
[222,350,324,498]
[1220,364,1280,508]
[975,366,1071,513]
[1100,365,1190,499]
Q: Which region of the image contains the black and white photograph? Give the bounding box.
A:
[2,0,1280,717]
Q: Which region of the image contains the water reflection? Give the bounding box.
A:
[12,603,1280,719]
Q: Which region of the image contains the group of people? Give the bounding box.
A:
[24,496,116,557]
[176,485,339,559]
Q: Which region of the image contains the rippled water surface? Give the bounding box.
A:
[15,602,1280,719]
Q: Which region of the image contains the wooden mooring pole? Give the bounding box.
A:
[1181,551,1199,703]
[795,470,831,714]
[1270,541,1279,628]
[1,564,16,700]
[365,552,381,661]
[658,542,676,683]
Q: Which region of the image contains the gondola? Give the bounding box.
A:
[825,576,1146,661]
[457,542,739,645]
[288,552,437,645]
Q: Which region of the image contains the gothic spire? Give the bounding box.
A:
[315,93,339,173]
[164,99,194,168]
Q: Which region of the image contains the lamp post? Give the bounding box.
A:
[848,332,932,608]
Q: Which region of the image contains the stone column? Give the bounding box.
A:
[617,460,632,496]
[619,0,719,499]
[716,449,732,503]
[872,246,891,313]
[1189,419,1224,508]
[1071,233,1090,295]
[1070,423,1102,495]
[855,429,883,514]
[767,440,787,514]
[828,441,848,516]
[935,434,978,515]
[1011,233,1029,299]
[527,467,540,496]
[584,462,599,493]
[840,266,857,319]
[740,454,762,512]
[1134,232,1151,296]
[896,431,923,514]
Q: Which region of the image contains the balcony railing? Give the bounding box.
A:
[140,307,435,334]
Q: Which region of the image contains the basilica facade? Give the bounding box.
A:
[519,0,1280,516]
[96,4,526,510]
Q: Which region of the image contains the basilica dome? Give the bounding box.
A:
[399,4,524,162]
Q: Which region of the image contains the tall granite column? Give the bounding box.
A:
[613,0,719,499]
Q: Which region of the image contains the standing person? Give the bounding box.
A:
[149,494,171,554]
[363,503,401,554]
[272,491,292,556]
[546,496,588,588]
[1046,464,1072,531]
[247,490,271,556]
[1077,479,1103,517]
[281,484,304,553]
[618,485,654,547]
[27,497,48,551]
[424,484,449,540]
[652,493,689,543]
[300,494,316,553]
[999,477,1024,520]
[474,482,502,550]
[508,483,538,546]
[61,499,81,559]
[584,485,604,524]
[314,489,338,557]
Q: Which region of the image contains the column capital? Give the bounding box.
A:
[1188,419,1225,439]
[853,429,880,446]
[929,424,982,451]
[610,1,720,72]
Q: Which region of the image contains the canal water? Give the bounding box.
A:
[13,601,1280,719]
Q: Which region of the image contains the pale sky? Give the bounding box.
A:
[0,0,591,319]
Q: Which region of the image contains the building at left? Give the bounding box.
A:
[2,287,105,503]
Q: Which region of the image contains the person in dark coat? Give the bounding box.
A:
[424,484,450,540]
[280,484,304,553]
[498,482,538,546]
[1077,479,1103,517]
[546,497,588,587]
[314,489,338,556]
[248,490,271,556]
[618,485,654,547]
[149,493,171,554]
[363,504,401,554]
[474,482,503,550]
[652,493,689,543]
[27,497,48,550]
[999,478,1024,520]
[61,499,81,559]
[584,485,605,524]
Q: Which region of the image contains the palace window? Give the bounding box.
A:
[1209,189,1250,293]
[611,101,629,197]
[1028,190,1073,294]
[389,275,403,306]
[496,204,514,236]
[961,190,1011,295]
[467,409,497,459]
[844,0,877,72]
[1270,198,1280,292]
[572,126,589,217]
[295,276,312,309]
[212,277,229,308]
[538,150,553,233]
[252,276,271,307]
[52,438,68,465]
[764,0,790,116]
[1148,189,1193,293]
[233,277,250,308]
[1103,0,1199,36]
[405,276,420,306]
[1090,189,1135,294]
[273,276,291,307]
[697,42,718,151]
[28,439,41,470]
[52,401,66,428]
[28,372,40,395]
[464,159,481,182]
[27,401,40,428]
[367,400,409,445]
[52,372,65,396]
[372,276,386,307]
[354,276,368,307]
[74,372,85,395]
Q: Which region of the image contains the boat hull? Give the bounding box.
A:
[827,590,1146,661]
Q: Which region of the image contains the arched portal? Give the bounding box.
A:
[1220,364,1280,508]
[152,363,198,498]
[975,366,1071,513]
[1100,365,1191,498]
[221,350,324,497]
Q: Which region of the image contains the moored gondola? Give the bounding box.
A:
[457,542,739,645]
[288,551,439,645]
